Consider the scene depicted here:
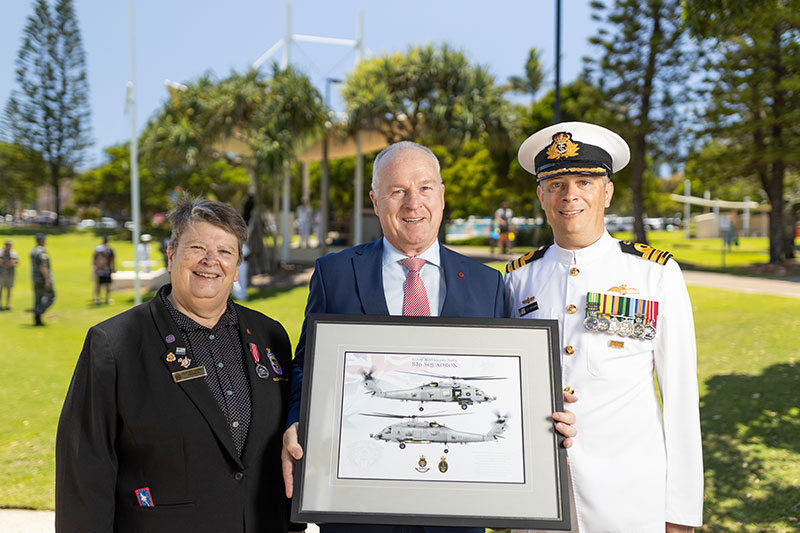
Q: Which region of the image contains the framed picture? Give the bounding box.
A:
[292,314,570,530]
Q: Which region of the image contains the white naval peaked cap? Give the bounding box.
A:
[518,121,631,181]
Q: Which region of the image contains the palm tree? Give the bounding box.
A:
[141,66,326,273]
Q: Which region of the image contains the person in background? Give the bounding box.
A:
[231,242,250,300]
[31,233,54,326]
[0,239,19,310]
[313,208,322,247]
[93,235,116,304]
[506,122,703,532]
[56,197,295,533]
[722,214,739,250]
[494,201,514,254]
[282,141,577,533]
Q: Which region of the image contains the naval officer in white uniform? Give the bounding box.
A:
[505,122,703,532]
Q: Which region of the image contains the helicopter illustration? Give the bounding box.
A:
[362,369,505,411]
[364,411,510,452]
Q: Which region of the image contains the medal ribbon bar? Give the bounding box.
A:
[585,292,660,339]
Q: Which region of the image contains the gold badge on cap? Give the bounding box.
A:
[546,132,580,160]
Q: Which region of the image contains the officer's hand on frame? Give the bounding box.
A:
[281,423,304,498]
[553,389,578,448]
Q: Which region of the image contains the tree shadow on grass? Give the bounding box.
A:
[701,362,800,531]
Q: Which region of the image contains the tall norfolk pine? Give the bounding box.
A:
[683,0,800,263]
[584,0,690,244]
[3,0,91,217]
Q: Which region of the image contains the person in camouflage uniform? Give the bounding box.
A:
[31,233,55,326]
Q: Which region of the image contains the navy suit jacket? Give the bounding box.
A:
[288,238,504,426]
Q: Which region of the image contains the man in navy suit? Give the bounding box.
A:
[282,141,577,533]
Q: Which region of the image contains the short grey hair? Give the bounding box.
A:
[371,141,441,192]
[167,196,248,265]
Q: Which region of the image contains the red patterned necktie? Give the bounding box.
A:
[400,257,431,316]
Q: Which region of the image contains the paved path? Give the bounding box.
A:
[682,270,800,298]
[0,510,53,533]
[0,510,321,533]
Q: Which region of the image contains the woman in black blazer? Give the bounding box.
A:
[56,197,294,533]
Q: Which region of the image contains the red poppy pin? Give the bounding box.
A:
[458,272,465,277]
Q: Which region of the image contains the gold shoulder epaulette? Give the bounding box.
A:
[619,241,673,265]
[505,245,551,274]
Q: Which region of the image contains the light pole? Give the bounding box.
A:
[127,0,142,305]
[320,77,342,255]
[554,0,562,123]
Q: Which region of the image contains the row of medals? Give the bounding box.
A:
[583,313,656,340]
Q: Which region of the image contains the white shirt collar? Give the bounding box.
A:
[382,237,441,267]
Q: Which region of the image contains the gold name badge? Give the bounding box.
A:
[172,366,208,383]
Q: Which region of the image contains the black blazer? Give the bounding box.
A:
[56,294,292,533]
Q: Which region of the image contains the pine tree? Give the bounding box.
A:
[584,0,690,244]
[3,0,91,217]
[684,0,800,263]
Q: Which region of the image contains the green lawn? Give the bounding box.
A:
[609,231,773,273]
[1,229,798,530]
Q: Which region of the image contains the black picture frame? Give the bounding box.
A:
[292,314,570,530]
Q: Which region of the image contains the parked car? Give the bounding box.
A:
[664,217,682,231]
[98,217,119,229]
[605,215,633,233]
[643,217,665,231]
[78,219,96,229]
[35,210,58,225]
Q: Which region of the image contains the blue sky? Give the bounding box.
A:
[2,0,600,167]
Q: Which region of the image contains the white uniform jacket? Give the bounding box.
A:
[504,231,703,532]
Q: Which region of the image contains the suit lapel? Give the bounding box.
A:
[148,298,243,468]
[440,246,467,317]
[353,240,390,315]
